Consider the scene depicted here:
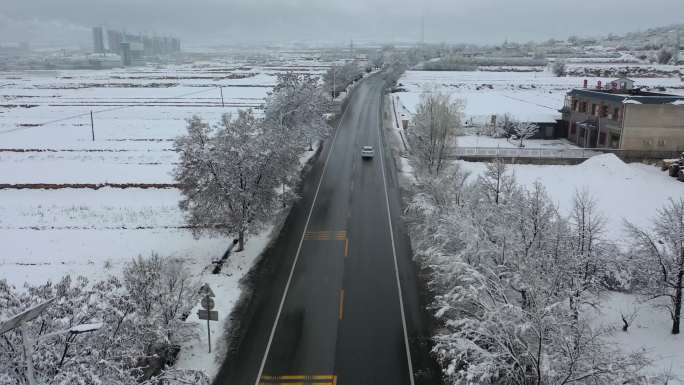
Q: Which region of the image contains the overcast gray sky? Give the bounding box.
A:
[1,0,683,47]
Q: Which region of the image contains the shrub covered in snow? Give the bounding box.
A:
[0,255,207,385]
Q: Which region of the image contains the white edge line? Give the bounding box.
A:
[253,92,354,385]
[376,82,416,385]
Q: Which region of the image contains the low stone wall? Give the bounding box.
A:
[599,149,682,163]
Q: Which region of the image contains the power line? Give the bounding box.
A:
[0,87,220,135]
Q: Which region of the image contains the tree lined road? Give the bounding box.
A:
[214,74,433,385]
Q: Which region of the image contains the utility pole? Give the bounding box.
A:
[331,64,336,102]
[19,326,36,385]
[219,87,225,107]
[90,111,95,141]
[420,12,425,46]
[0,298,57,385]
[676,30,682,65]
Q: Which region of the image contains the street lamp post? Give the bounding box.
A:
[0,299,56,385]
[0,299,103,385]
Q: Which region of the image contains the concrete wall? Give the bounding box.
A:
[622,104,684,151]
[565,96,623,148]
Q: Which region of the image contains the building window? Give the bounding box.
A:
[572,100,578,111]
[580,102,587,113]
[610,133,620,148]
[600,105,608,118]
[613,107,620,121]
[599,132,606,146]
[658,138,666,147]
[570,122,576,135]
[591,104,598,115]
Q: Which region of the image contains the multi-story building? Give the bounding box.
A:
[92,27,105,53]
[107,29,123,54]
[560,79,684,150]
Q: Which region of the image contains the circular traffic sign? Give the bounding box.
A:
[201,296,215,310]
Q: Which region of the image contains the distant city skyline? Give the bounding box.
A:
[1,0,683,48]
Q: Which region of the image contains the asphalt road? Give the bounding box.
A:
[214,73,436,385]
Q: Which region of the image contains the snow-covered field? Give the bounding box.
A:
[0,56,333,379]
[459,154,684,244]
[589,292,683,380]
[395,69,684,125]
[0,59,329,287]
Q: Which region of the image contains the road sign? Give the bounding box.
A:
[198,307,218,353]
[201,296,215,310]
[197,285,218,353]
[198,309,218,321]
[198,283,215,297]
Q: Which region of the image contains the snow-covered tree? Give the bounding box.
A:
[0,255,205,385]
[431,257,649,385]
[403,157,652,384]
[477,158,517,206]
[407,91,464,175]
[512,121,539,148]
[264,72,331,151]
[551,60,566,77]
[369,50,385,69]
[657,48,673,64]
[322,61,363,97]
[625,198,684,334]
[174,111,288,250]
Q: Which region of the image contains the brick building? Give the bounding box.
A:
[560,80,684,150]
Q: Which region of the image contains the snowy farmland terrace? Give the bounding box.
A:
[395,67,684,126]
[0,56,331,289]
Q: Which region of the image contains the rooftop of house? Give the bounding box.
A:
[568,88,684,105]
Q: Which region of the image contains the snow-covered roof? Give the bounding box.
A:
[622,98,642,104]
[569,89,684,105]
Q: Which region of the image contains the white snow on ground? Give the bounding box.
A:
[459,154,684,244]
[589,292,684,382]
[396,70,684,124]
[0,61,329,284]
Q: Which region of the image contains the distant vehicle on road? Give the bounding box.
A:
[361,146,374,159]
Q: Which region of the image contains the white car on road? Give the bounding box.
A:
[361,146,374,159]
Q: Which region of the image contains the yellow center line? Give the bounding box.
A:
[311,375,335,380]
[339,289,345,320]
[259,374,337,385]
[303,231,349,257]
